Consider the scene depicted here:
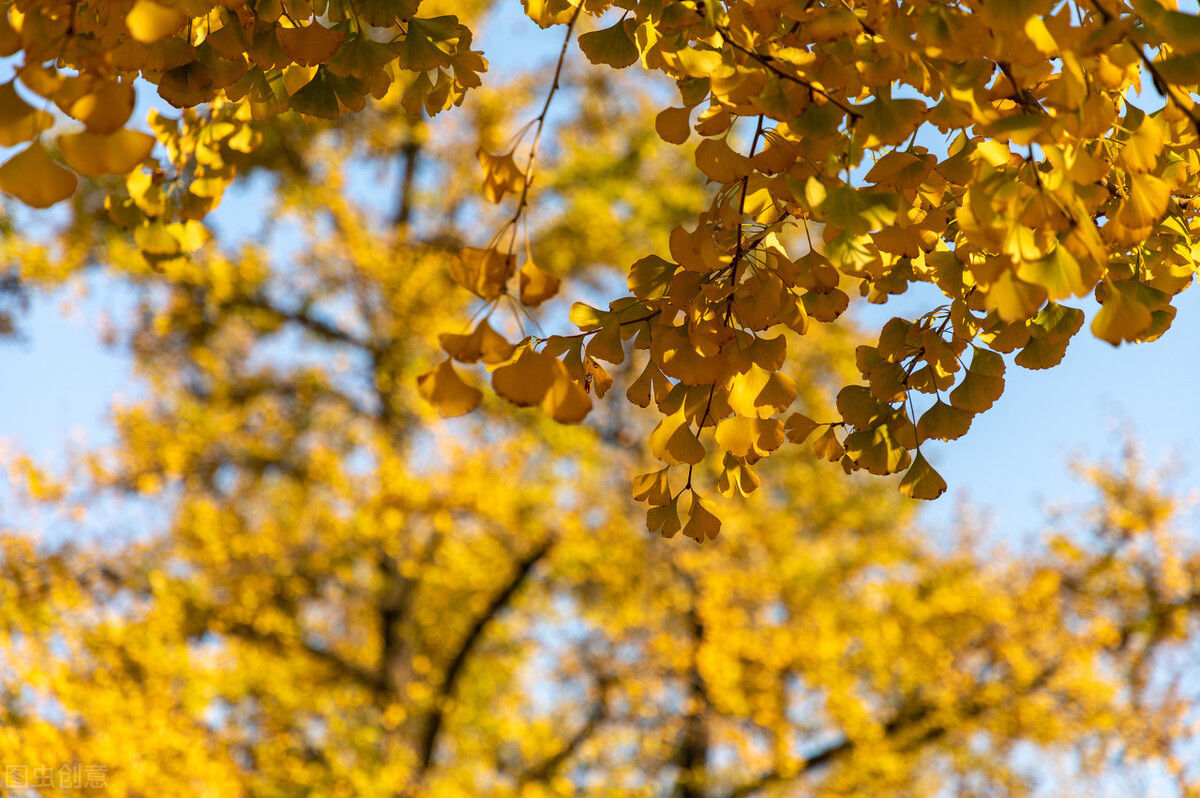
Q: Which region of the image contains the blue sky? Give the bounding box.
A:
[0,5,1196,544]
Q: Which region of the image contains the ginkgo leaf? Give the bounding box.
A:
[126,0,187,43]
[784,413,820,444]
[844,425,910,476]
[397,16,461,71]
[917,401,972,442]
[438,319,515,365]
[632,469,672,504]
[646,500,682,538]
[578,18,639,69]
[277,23,346,67]
[714,416,784,459]
[650,410,705,466]
[584,356,613,398]
[0,82,52,147]
[477,149,526,204]
[417,359,483,418]
[695,138,751,184]
[0,143,78,208]
[61,80,136,134]
[985,270,1048,323]
[718,453,760,498]
[682,493,721,542]
[452,247,515,300]
[1120,117,1163,173]
[491,348,590,423]
[949,348,1005,412]
[858,97,926,148]
[655,106,691,144]
[519,259,561,307]
[1117,172,1169,228]
[1091,280,1154,345]
[811,425,845,462]
[899,453,947,500]
[57,130,156,176]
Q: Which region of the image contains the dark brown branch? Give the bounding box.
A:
[415,536,557,774]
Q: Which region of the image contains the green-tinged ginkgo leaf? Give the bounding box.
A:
[844,425,910,476]
[1117,172,1169,228]
[0,82,52,147]
[682,493,721,542]
[985,270,1048,323]
[417,359,483,418]
[0,143,77,208]
[57,130,156,176]
[836,385,888,429]
[650,409,706,466]
[1015,302,1084,369]
[899,453,947,500]
[950,347,1005,412]
[1091,279,1155,345]
[397,16,462,71]
[126,0,186,43]
[858,96,926,148]
[578,18,639,69]
[1016,245,1090,301]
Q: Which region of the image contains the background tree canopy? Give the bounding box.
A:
[1,0,1200,794]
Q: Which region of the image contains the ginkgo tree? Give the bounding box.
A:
[2,58,1200,793]
[1,0,1199,537]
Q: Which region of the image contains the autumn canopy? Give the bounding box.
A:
[2,0,1200,794]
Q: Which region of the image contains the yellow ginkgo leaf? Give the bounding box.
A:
[646,500,681,538]
[57,129,156,176]
[898,453,947,500]
[452,246,515,300]
[917,401,972,442]
[0,82,52,147]
[58,79,135,134]
[438,319,515,365]
[695,138,751,184]
[718,453,760,498]
[578,19,639,69]
[714,416,784,459]
[519,259,561,307]
[416,359,483,418]
[682,493,721,542]
[0,143,78,208]
[654,106,691,144]
[477,149,526,204]
[126,0,187,43]
[984,269,1048,323]
[784,413,820,444]
[492,348,558,408]
[632,469,672,504]
[277,23,346,67]
[1117,172,1169,228]
[649,409,705,466]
